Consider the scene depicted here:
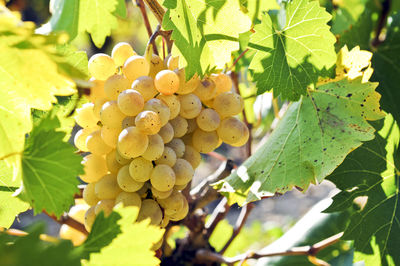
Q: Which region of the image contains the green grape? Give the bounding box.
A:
[156,94,181,119]
[167,55,179,70]
[193,77,216,101]
[115,191,142,208]
[74,128,91,152]
[93,98,107,119]
[158,190,184,216]
[175,68,200,95]
[111,42,136,67]
[100,101,126,128]
[192,129,220,153]
[115,149,132,165]
[154,70,180,95]
[160,216,169,228]
[173,159,194,185]
[131,76,158,101]
[151,186,173,199]
[170,116,188,138]
[213,91,244,118]
[166,138,185,158]
[86,130,113,155]
[144,99,170,126]
[182,145,201,169]
[106,150,123,173]
[150,164,176,192]
[80,154,108,183]
[169,196,189,221]
[158,122,174,144]
[155,147,177,167]
[88,53,116,80]
[217,117,247,145]
[135,111,162,135]
[178,94,202,119]
[137,199,163,225]
[196,108,221,132]
[122,55,150,82]
[75,103,99,129]
[94,199,115,216]
[84,206,96,231]
[117,126,149,159]
[118,89,144,116]
[122,116,136,129]
[186,119,197,134]
[101,125,121,148]
[149,54,166,78]
[95,173,122,200]
[88,78,106,102]
[117,165,144,192]
[142,134,164,161]
[83,183,99,206]
[230,124,249,147]
[129,157,153,182]
[104,74,131,100]
[210,73,232,94]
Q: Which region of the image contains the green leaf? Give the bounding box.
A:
[162,0,251,78]
[240,0,280,24]
[249,0,337,100]
[325,114,400,266]
[217,77,384,206]
[21,113,83,217]
[331,0,369,35]
[371,13,400,125]
[83,206,164,266]
[0,160,29,228]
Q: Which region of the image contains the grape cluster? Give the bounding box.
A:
[74,42,249,231]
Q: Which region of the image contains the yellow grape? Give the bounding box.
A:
[166,138,185,158]
[101,125,121,148]
[144,99,170,126]
[80,154,108,183]
[175,68,200,95]
[131,76,158,101]
[86,130,113,155]
[118,89,144,116]
[115,149,132,165]
[111,42,136,67]
[106,150,123,173]
[182,145,201,169]
[84,206,96,231]
[137,183,150,198]
[229,122,250,147]
[217,117,247,145]
[156,94,181,119]
[93,98,107,119]
[158,122,174,144]
[160,216,170,228]
[211,73,232,94]
[151,186,173,199]
[170,116,188,138]
[74,128,91,152]
[95,174,121,200]
[75,103,99,129]
[193,77,216,101]
[154,70,180,95]
[167,56,179,70]
[173,159,194,185]
[117,126,149,159]
[94,199,115,216]
[150,164,176,192]
[122,55,150,82]
[88,78,107,102]
[178,94,202,119]
[155,147,177,167]
[186,119,197,134]
[151,237,163,251]
[142,134,164,161]
[129,157,153,182]
[192,129,220,153]
[135,111,162,135]
[100,101,126,128]
[122,116,136,129]
[158,190,184,216]
[137,199,162,225]
[196,108,221,132]
[115,191,142,208]
[59,224,86,246]
[149,54,166,78]
[181,133,193,146]
[117,165,144,192]
[169,196,189,221]
[69,205,88,224]
[83,183,99,206]
[213,91,244,118]
[174,183,188,191]
[88,53,116,80]
[104,74,131,100]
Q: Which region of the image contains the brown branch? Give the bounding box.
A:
[371,0,391,48]
[44,211,89,236]
[228,48,249,71]
[142,0,165,24]
[74,184,84,199]
[204,197,230,239]
[196,232,344,265]
[219,203,255,254]
[136,0,158,55]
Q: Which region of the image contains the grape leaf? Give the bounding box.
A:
[83,206,164,266]
[240,0,280,24]
[371,13,400,125]
[248,0,337,101]
[21,113,83,217]
[162,0,251,78]
[217,76,384,205]
[331,0,369,35]
[325,114,400,265]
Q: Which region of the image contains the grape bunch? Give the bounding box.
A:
[74,42,249,231]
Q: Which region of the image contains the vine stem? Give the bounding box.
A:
[142,0,165,24]
[371,0,391,48]
[228,48,249,71]
[196,232,344,265]
[44,211,89,236]
[135,0,158,55]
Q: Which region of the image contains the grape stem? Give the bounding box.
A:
[228,48,249,71]
[195,232,344,266]
[135,0,158,55]
[43,211,89,236]
[142,0,165,24]
[371,0,391,48]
